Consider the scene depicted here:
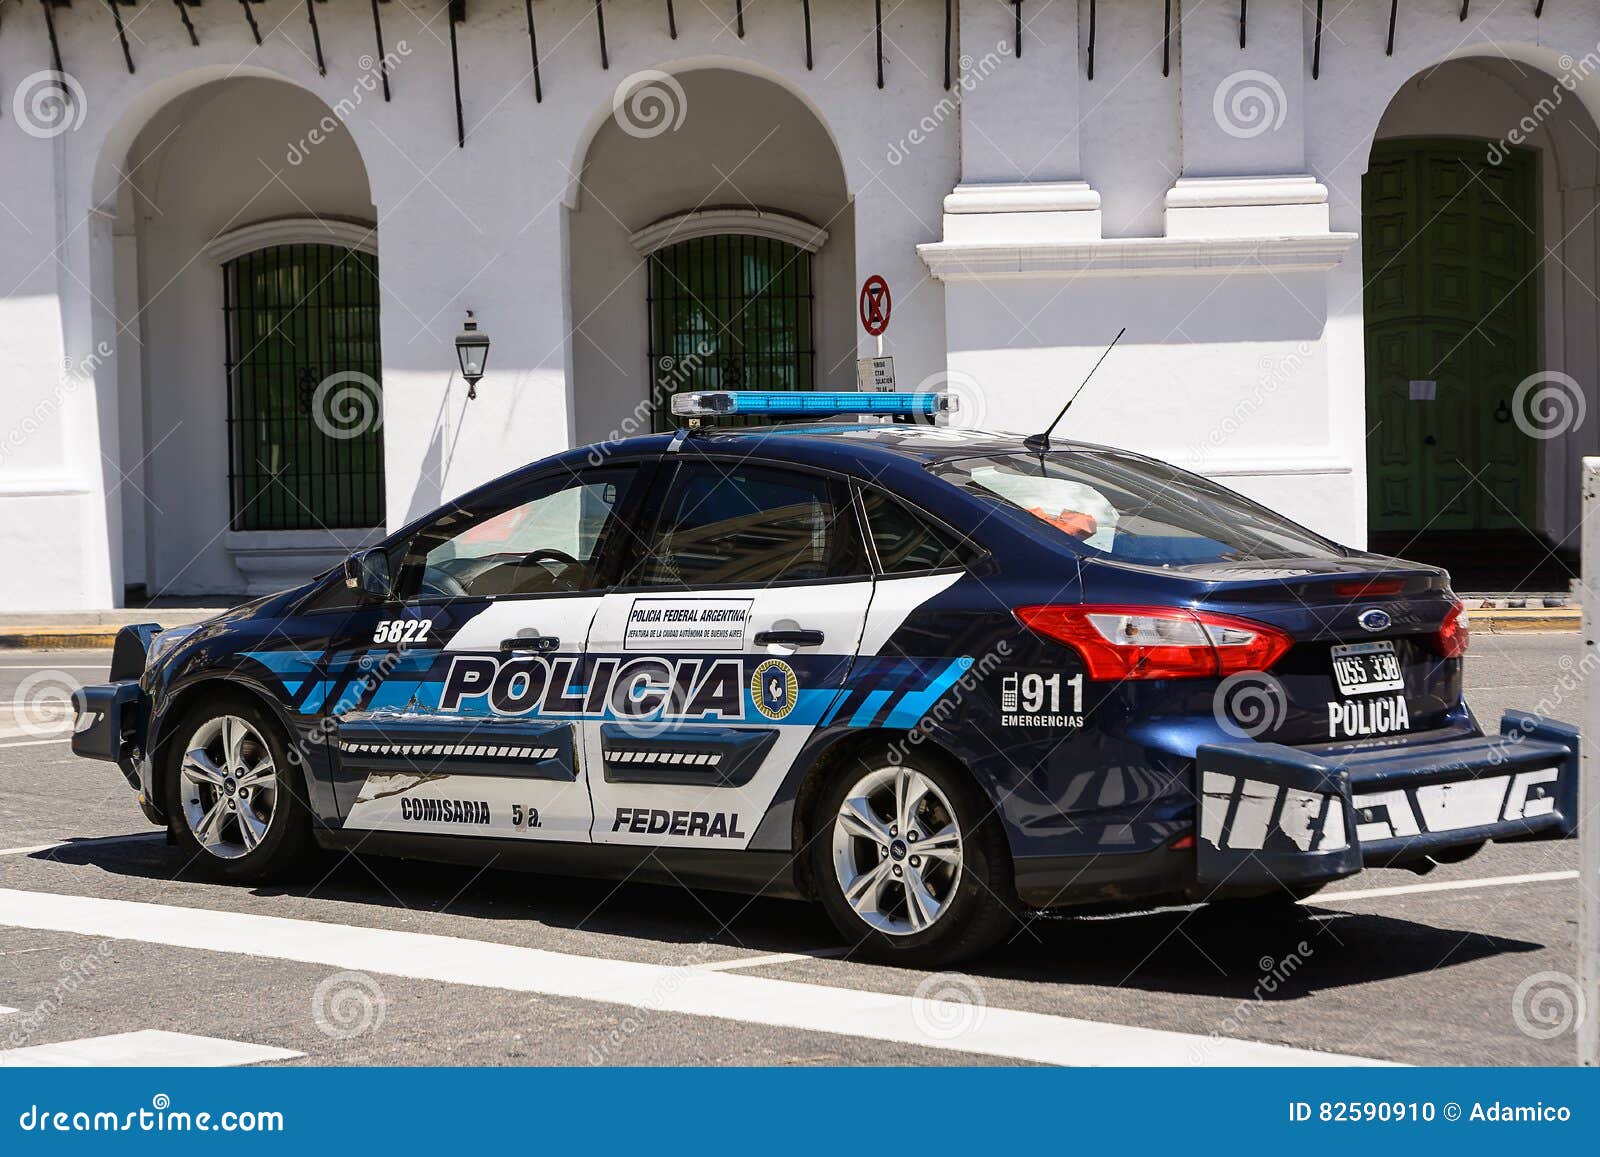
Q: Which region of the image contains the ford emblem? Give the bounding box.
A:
[1357,608,1392,633]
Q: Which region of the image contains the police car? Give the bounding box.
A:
[72,391,1579,965]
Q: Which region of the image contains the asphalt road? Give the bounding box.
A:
[0,637,1586,1067]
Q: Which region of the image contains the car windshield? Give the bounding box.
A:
[934,450,1347,567]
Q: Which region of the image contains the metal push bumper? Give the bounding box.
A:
[70,680,147,789]
[1195,710,1579,889]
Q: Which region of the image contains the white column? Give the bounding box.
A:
[938,0,1101,248]
[0,102,119,610]
[1176,0,1306,179]
[853,165,952,396]
[957,0,1081,183]
[1164,0,1327,239]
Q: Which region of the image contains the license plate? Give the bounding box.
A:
[1331,640,1405,696]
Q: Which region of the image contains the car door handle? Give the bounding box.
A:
[753,628,825,647]
[501,635,560,653]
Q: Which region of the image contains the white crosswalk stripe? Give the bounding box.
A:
[1312,869,1578,904]
[0,833,165,858]
[0,887,1391,1067]
[0,1030,301,1067]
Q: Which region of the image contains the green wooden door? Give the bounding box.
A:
[1363,139,1538,532]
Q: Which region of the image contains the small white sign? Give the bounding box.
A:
[856,356,896,392]
[624,598,753,651]
[1409,379,1437,401]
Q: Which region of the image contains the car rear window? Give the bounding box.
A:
[934,451,1347,567]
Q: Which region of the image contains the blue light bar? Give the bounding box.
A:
[670,391,957,419]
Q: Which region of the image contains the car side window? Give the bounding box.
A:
[860,488,977,574]
[633,460,867,588]
[393,466,637,600]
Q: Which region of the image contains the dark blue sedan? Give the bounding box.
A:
[71,392,1579,965]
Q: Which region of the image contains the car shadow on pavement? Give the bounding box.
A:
[32,836,841,956]
[34,838,1545,1001]
[976,901,1544,998]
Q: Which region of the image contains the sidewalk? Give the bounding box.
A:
[0,603,238,650]
[0,596,1578,649]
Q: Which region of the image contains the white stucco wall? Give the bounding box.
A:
[4,0,1600,606]
[926,0,1600,550]
[119,79,378,595]
[0,0,957,605]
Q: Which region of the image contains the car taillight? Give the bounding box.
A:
[1432,600,1469,659]
[1013,604,1293,681]
[1332,578,1405,598]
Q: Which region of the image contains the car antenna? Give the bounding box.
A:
[1023,326,1125,455]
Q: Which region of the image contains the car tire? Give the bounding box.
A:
[161,691,319,883]
[810,748,1018,967]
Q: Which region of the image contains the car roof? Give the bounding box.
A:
[414,422,1121,537]
[387,421,1128,556]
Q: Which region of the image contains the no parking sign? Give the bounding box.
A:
[859,275,891,337]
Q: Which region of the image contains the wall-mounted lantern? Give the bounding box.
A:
[455,310,490,399]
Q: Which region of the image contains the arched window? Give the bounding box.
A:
[222,235,383,530]
[637,210,825,430]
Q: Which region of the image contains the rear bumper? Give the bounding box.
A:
[1194,710,1577,890]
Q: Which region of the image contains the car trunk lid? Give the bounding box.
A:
[1189,559,1461,745]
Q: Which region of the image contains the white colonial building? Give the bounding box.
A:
[2,0,1597,607]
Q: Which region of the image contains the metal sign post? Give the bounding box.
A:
[1582,458,1600,1065]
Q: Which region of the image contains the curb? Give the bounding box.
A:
[1471,608,1579,633]
[0,626,130,650]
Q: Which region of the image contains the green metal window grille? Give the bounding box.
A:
[224,243,385,531]
[647,234,815,430]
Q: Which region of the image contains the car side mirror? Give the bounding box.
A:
[343,549,392,601]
